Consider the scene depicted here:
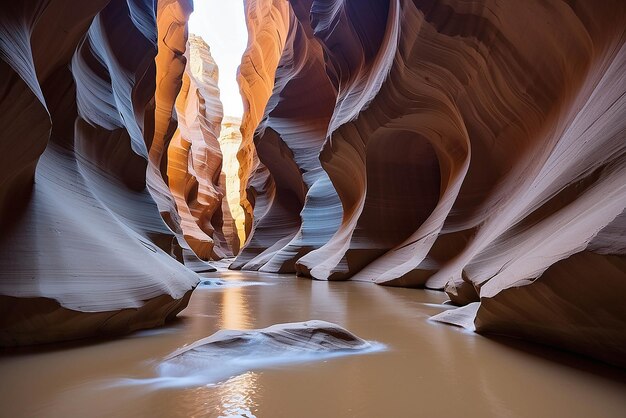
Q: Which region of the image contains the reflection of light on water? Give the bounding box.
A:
[216,372,259,418]
[157,372,259,418]
[221,287,251,330]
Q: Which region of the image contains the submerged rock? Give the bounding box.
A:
[154,321,381,385]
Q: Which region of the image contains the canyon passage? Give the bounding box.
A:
[0,0,625,417]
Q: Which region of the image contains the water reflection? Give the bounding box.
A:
[216,372,259,418]
[176,372,259,418]
[221,286,251,329]
[2,274,626,418]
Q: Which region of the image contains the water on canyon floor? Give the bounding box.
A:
[1,270,625,418]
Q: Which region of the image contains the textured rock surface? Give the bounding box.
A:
[1,0,625,369]
[156,320,377,385]
[151,0,219,272]
[218,116,246,255]
[236,0,626,366]
[236,0,290,240]
[232,0,341,272]
[149,0,192,235]
[168,34,232,260]
[0,0,199,345]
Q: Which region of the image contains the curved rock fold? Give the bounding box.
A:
[0,0,200,345]
[235,0,626,367]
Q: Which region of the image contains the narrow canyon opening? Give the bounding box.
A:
[185,0,248,256]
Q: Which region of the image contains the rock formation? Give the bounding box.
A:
[156,320,378,385]
[236,0,290,240]
[1,0,624,369]
[232,0,342,272]
[0,0,200,345]
[168,34,234,260]
[219,116,246,255]
[149,0,192,238]
[235,0,626,366]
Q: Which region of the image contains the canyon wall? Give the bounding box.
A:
[219,116,246,255]
[0,0,201,345]
[1,0,624,368]
[236,0,290,242]
[232,0,341,271]
[168,34,234,261]
[236,0,626,366]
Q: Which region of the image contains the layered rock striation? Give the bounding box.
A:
[236,0,626,366]
[218,116,246,255]
[1,0,624,368]
[168,34,233,261]
[236,0,290,241]
[232,0,341,272]
[0,0,201,345]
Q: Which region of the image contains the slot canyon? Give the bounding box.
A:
[1,0,625,417]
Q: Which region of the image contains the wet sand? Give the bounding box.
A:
[1,271,625,418]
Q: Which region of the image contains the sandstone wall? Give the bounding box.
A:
[168,34,233,261]
[236,0,626,367]
[236,0,290,241]
[232,0,341,272]
[219,116,246,255]
[0,0,199,345]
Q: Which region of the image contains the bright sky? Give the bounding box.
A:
[188,0,248,118]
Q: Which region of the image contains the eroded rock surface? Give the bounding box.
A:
[232,0,341,272]
[0,0,200,345]
[156,320,379,385]
[236,0,290,241]
[235,0,626,366]
[168,34,233,260]
[218,116,246,255]
[1,0,625,369]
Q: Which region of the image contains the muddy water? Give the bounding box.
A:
[1,271,625,418]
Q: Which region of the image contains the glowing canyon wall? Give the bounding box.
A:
[168,34,235,261]
[219,116,246,255]
[236,0,290,242]
[236,0,626,366]
[0,0,203,345]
